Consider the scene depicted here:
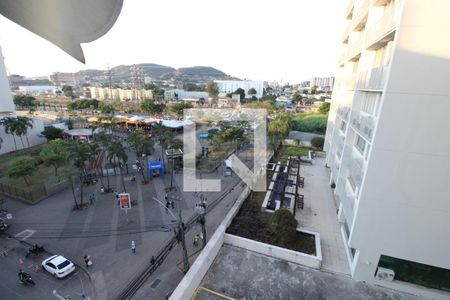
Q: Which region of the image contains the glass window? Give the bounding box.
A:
[57,260,71,269]
[355,135,366,154]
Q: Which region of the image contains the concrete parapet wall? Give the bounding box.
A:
[224,228,322,269]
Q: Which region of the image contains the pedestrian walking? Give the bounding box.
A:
[83,255,92,267]
[115,192,120,206]
[131,241,136,254]
[89,194,95,205]
[2,247,8,257]
[170,199,175,209]
[193,234,200,246]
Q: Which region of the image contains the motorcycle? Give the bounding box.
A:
[18,272,35,286]
[25,245,45,258]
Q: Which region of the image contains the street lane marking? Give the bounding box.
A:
[14,229,36,241]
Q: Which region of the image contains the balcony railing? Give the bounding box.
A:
[351,0,369,31]
[337,181,355,227]
[365,3,398,47]
[357,65,387,90]
[336,105,351,121]
[334,75,356,91]
[342,21,351,42]
[349,152,364,190]
[351,110,375,140]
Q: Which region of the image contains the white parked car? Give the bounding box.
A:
[41,255,75,278]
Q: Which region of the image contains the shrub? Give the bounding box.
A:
[271,208,298,244]
[311,137,325,149]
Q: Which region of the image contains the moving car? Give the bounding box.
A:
[41,255,75,278]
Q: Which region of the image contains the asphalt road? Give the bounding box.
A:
[0,237,93,300]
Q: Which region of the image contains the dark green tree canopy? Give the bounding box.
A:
[41,126,64,141]
[271,208,298,244]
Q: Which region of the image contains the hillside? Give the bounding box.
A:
[75,64,236,84]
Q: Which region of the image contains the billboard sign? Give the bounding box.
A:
[119,193,131,210]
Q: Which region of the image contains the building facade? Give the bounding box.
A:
[310,77,335,91]
[214,80,264,98]
[49,72,77,86]
[164,89,208,102]
[89,87,152,101]
[324,0,450,298]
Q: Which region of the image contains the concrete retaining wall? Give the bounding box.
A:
[169,186,251,300]
[224,228,322,269]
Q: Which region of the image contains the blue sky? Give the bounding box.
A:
[0,0,347,83]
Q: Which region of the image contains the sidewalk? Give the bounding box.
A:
[295,156,350,275]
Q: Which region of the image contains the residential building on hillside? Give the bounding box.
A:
[324,0,450,298]
[164,89,208,102]
[214,80,264,98]
[49,72,77,86]
[89,86,152,101]
[310,77,335,91]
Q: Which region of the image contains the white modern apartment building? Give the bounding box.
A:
[310,77,335,90]
[89,86,152,101]
[324,0,450,298]
[214,80,264,98]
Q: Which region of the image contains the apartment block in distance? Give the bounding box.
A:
[324,0,450,298]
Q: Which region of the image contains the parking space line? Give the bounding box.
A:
[14,229,36,241]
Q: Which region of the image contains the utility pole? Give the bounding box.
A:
[195,203,207,248]
[153,197,189,273]
[178,209,190,273]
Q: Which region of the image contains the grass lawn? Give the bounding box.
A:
[0,143,73,194]
[274,146,309,164]
[197,142,236,171]
[291,112,328,134]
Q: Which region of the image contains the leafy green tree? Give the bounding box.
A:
[64,118,74,130]
[1,117,19,150]
[271,208,298,244]
[234,88,246,100]
[248,88,257,97]
[268,114,291,150]
[7,156,38,186]
[140,98,166,115]
[62,85,74,98]
[170,102,193,117]
[318,102,330,114]
[206,81,219,98]
[107,141,128,192]
[13,95,36,108]
[292,92,303,103]
[63,169,80,210]
[128,129,154,182]
[40,139,70,176]
[183,83,205,91]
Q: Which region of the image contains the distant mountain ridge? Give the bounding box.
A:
[75,63,237,84]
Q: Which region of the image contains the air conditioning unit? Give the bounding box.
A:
[375,267,395,281]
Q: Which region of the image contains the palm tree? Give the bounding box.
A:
[17,116,33,147]
[66,140,91,208]
[128,129,154,182]
[107,140,128,192]
[94,132,112,191]
[0,136,3,151]
[1,117,19,151]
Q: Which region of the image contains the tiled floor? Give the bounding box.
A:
[295,154,351,275]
